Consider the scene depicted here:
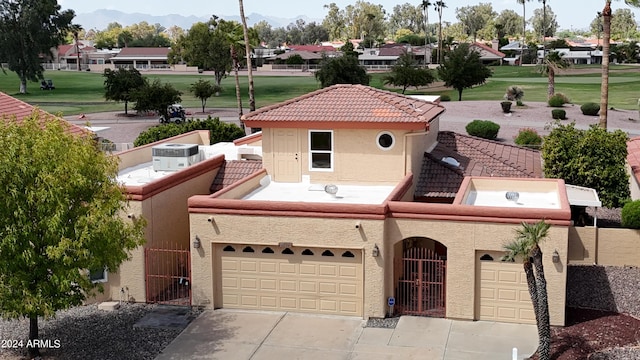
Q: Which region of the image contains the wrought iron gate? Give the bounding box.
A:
[145,248,192,306]
[395,247,446,317]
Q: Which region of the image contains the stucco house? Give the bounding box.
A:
[183,84,572,326]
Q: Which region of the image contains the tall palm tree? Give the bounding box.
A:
[70,24,83,71]
[517,0,529,42]
[239,0,255,115]
[228,27,245,125]
[538,51,569,99]
[600,1,640,129]
[434,1,447,65]
[503,220,552,360]
[421,0,432,67]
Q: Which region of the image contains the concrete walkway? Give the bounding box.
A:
[155,310,538,360]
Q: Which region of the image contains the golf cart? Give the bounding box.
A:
[159,104,186,124]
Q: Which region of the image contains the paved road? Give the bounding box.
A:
[155,310,538,360]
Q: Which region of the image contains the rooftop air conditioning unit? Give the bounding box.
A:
[152,143,200,171]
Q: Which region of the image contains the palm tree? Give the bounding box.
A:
[538,51,569,99]
[239,0,255,115]
[503,220,552,360]
[421,0,432,67]
[600,1,640,129]
[434,1,447,65]
[538,0,548,45]
[228,26,245,125]
[70,24,83,71]
[517,0,529,42]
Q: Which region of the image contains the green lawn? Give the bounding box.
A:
[1,64,639,115]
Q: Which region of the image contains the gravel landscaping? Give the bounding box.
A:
[0,303,199,360]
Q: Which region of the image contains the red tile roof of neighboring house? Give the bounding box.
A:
[242,84,446,130]
[288,45,336,52]
[57,44,74,56]
[378,46,408,56]
[114,47,170,57]
[273,50,325,60]
[210,160,263,193]
[627,137,640,184]
[471,42,506,58]
[416,131,542,198]
[0,92,90,136]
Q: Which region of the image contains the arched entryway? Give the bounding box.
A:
[394,237,447,317]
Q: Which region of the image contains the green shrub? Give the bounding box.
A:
[514,128,542,148]
[556,93,571,104]
[465,120,500,140]
[580,102,600,116]
[516,100,524,106]
[134,116,246,147]
[551,109,567,120]
[504,85,524,101]
[622,200,640,228]
[548,94,566,107]
[440,94,451,101]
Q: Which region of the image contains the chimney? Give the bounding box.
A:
[491,39,499,51]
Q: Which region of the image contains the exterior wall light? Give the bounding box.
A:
[372,244,380,257]
[552,250,560,263]
[193,235,201,249]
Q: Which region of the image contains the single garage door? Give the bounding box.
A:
[476,253,535,324]
[217,244,363,316]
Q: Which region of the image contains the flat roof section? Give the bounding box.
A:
[242,176,395,204]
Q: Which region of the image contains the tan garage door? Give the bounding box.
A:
[476,254,535,324]
[217,244,363,316]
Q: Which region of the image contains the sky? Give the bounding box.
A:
[58,0,640,31]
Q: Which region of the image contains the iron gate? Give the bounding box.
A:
[395,247,446,317]
[145,248,192,306]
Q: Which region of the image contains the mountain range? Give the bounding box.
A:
[74,9,321,31]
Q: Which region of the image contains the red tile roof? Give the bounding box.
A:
[114,47,170,57]
[210,160,263,193]
[242,84,446,130]
[0,92,90,136]
[288,45,336,53]
[416,131,542,199]
[627,137,640,185]
[471,42,506,58]
[57,44,74,55]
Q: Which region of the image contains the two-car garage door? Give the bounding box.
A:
[217,244,363,316]
[476,253,536,324]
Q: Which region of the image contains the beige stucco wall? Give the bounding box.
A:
[567,226,597,264]
[261,127,435,185]
[628,163,640,200]
[386,219,568,326]
[568,227,640,267]
[190,214,387,317]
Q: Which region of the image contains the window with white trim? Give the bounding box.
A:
[309,130,333,171]
[89,267,108,283]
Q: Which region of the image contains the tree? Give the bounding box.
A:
[227,22,245,123]
[421,1,432,66]
[389,3,423,34]
[434,1,447,64]
[455,3,496,42]
[0,113,145,357]
[190,79,221,113]
[537,51,569,99]
[0,0,74,93]
[599,1,640,129]
[503,220,552,360]
[322,3,346,40]
[437,43,492,101]
[610,8,638,40]
[70,23,83,71]
[517,0,530,41]
[383,52,436,94]
[132,79,182,121]
[495,9,524,38]
[530,5,558,38]
[103,67,145,115]
[239,0,255,114]
[342,1,387,40]
[542,122,630,208]
[315,55,370,88]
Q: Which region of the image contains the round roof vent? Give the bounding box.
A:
[324,184,339,195]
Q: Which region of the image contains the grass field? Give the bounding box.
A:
[0,64,639,115]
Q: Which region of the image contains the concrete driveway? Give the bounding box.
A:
[155,310,538,360]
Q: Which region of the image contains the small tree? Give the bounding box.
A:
[503,220,552,360]
[437,43,492,101]
[542,122,629,208]
[383,52,436,94]
[0,112,146,357]
[190,79,221,113]
[133,79,182,120]
[103,67,145,115]
[315,55,370,88]
[538,51,570,99]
